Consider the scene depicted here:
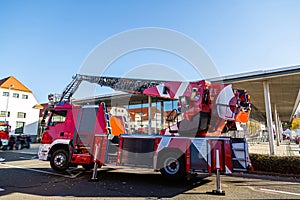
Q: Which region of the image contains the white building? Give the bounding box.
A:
[0,76,40,140]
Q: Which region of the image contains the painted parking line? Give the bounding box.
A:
[0,163,83,179]
[18,161,48,167]
[260,188,300,196]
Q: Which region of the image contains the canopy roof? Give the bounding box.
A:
[216,65,300,122]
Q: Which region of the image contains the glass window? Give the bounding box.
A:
[22,94,28,99]
[0,124,8,132]
[17,112,26,118]
[48,110,67,126]
[2,92,9,96]
[78,108,97,133]
[15,121,25,134]
[13,93,19,98]
[0,111,10,117]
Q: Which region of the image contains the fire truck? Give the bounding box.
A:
[38,74,252,180]
[0,122,10,150]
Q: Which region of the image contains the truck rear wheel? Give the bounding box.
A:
[50,149,69,172]
[159,152,186,180]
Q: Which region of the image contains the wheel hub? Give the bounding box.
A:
[165,157,179,174]
[54,154,66,166]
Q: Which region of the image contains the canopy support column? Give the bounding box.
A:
[263,80,275,155]
[274,104,281,146]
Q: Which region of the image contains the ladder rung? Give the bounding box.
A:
[232,148,246,151]
[232,158,246,161]
[233,168,247,171]
[108,153,118,156]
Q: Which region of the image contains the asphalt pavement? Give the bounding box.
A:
[1,142,300,199]
[8,143,40,155]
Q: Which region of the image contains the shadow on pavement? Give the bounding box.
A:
[0,166,211,198]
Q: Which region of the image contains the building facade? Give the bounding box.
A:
[0,76,40,140]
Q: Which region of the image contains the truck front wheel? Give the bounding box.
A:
[50,149,69,172]
[159,152,186,180]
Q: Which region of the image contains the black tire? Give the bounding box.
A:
[159,152,186,180]
[50,149,69,172]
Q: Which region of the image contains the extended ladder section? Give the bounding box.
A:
[231,138,250,171]
[59,75,82,102]
[59,74,165,103]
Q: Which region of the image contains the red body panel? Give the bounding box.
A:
[41,103,108,145]
[71,154,91,164]
[41,103,79,144]
[207,139,232,173]
[0,124,10,140]
[92,135,108,165]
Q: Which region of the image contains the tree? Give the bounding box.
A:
[291,115,300,130]
[282,122,292,129]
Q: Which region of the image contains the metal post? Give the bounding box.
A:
[208,149,225,195]
[148,96,152,135]
[160,101,164,131]
[274,105,280,146]
[90,144,99,181]
[263,80,275,155]
[215,150,221,192]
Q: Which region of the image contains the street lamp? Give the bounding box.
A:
[5,84,14,124]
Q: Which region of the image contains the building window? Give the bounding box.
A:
[15,121,25,134]
[22,94,28,99]
[2,92,9,96]
[0,111,10,117]
[13,93,19,98]
[17,112,26,118]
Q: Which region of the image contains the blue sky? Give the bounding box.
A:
[1,0,300,102]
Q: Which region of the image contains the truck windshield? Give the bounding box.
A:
[0,125,8,132]
[48,110,67,126]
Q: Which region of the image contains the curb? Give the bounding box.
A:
[229,172,300,183]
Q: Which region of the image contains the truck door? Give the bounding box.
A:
[71,105,103,165]
[75,106,98,147]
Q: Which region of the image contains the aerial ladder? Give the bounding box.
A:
[58,74,165,103]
